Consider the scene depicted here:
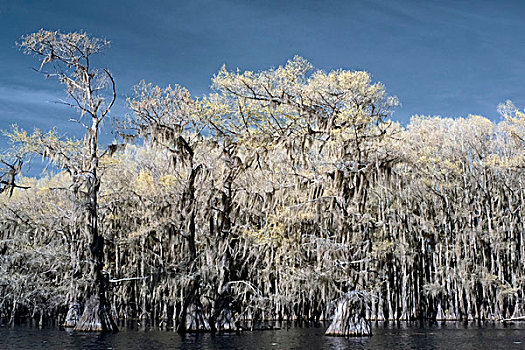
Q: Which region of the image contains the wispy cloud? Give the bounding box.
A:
[0,84,64,107]
[2,0,525,127]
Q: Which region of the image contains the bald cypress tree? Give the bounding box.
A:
[17,29,118,332]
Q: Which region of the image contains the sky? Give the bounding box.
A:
[1,0,525,148]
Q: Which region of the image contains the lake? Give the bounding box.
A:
[1,321,524,349]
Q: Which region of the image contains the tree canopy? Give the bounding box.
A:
[2,31,525,334]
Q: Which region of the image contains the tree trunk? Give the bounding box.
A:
[63,302,81,328]
[210,167,241,333]
[74,294,118,332]
[177,166,209,333]
[74,122,118,332]
[325,292,371,337]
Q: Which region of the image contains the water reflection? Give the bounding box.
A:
[1,321,525,349]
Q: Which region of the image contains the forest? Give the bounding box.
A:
[1,30,525,336]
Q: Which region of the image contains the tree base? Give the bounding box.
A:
[325,293,371,337]
[214,307,240,332]
[181,303,211,332]
[74,295,119,332]
[63,302,81,328]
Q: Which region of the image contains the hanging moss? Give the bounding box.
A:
[2,54,525,336]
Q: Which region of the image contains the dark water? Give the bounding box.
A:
[1,322,525,349]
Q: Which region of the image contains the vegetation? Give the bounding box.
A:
[2,29,118,332]
[2,30,525,334]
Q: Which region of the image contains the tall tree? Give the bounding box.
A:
[126,81,210,332]
[17,29,118,332]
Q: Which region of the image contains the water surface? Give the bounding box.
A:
[1,321,524,349]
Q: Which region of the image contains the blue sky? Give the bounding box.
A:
[1,0,525,145]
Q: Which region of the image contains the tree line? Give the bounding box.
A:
[1,30,525,333]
